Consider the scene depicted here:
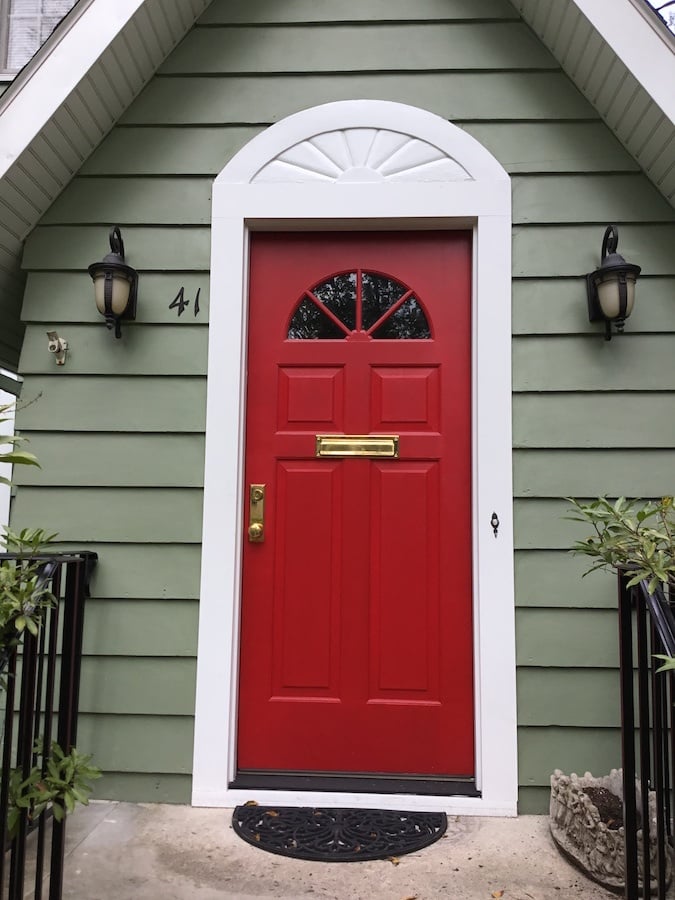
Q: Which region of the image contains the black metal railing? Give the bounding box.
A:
[618,571,675,899]
[0,551,96,900]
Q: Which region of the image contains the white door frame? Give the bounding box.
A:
[193,100,517,816]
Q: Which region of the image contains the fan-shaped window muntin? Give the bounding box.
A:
[287,270,431,340]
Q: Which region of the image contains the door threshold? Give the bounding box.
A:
[230,771,479,797]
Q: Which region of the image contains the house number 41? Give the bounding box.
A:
[169,287,201,317]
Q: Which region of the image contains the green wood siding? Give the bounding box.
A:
[159,24,557,73]
[121,73,597,124]
[514,394,675,448]
[14,0,675,813]
[11,488,203,542]
[199,0,521,24]
[90,773,191,804]
[16,378,206,432]
[13,434,206,486]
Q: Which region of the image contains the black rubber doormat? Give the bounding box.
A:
[232,805,447,862]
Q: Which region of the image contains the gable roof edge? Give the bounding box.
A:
[512,0,675,210]
[573,0,674,124]
[0,0,212,371]
[0,0,149,180]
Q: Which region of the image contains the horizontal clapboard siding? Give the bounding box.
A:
[10,488,203,542]
[199,0,522,24]
[75,715,193,773]
[82,601,199,655]
[24,223,675,275]
[158,23,557,73]
[16,378,206,433]
[514,450,675,497]
[513,278,675,335]
[42,173,672,226]
[120,73,597,124]
[516,609,618,667]
[13,434,206,486]
[19,325,207,376]
[63,545,201,599]
[514,394,675,448]
[91,773,191,804]
[518,727,621,794]
[515,551,616,609]
[81,122,637,176]
[517,669,620,726]
[79,658,197,714]
[21,273,210,324]
[13,0,675,814]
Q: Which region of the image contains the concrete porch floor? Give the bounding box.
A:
[45,801,622,900]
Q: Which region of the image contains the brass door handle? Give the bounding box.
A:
[248,522,263,541]
[248,484,265,542]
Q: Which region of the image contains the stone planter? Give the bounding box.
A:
[550,769,671,895]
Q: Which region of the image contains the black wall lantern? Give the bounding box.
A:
[88,226,138,338]
[586,224,641,341]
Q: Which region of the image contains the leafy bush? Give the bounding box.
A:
[568,496,675,595]
[0,528,57,651]
[0,402,39,484]
[8,743,101,837]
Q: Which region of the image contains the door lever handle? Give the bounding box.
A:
[248,484,265,542]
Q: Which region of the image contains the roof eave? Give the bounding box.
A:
[0,0,211,371]
[512,0,675,211]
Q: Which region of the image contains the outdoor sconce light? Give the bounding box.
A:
[586,224,641,341]
[88,226,138,338]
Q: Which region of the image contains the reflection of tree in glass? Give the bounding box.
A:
[362,273,406,330]
[372,296,430,339]
[313,273,357,331]
[288,273,356,339]
[288,297,347,339]
[287,269,430,340]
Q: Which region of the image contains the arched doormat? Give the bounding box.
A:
[232,806,447,862]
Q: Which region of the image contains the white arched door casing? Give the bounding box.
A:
[193,100,517,815]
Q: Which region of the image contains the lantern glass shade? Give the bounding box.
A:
[88,226,139,338]
[92,270,133,317]
[595,272,637,321]
[585,225,641,340]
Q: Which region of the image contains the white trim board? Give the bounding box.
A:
[193,100,517,816]
[0,388,16,530]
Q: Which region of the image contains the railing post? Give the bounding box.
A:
[636,589,652,892]
[652,619,668,899]
[8,626,39,900]
[0,647,18,897]
[618,573,639,900]
[0,551,96,900]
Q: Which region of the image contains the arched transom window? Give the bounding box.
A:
[288,270,431,340]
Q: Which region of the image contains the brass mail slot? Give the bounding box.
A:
[315,434,399,458]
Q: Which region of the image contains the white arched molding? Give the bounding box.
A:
[193,100,517,816]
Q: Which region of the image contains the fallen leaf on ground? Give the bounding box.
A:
[265,810,279,817]
[243,800,258,806]
[491,891,505,898]
[387,856,401,866]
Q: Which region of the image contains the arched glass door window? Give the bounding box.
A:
[288,271,431,340]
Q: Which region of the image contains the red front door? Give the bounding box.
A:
[237,231,474,783]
